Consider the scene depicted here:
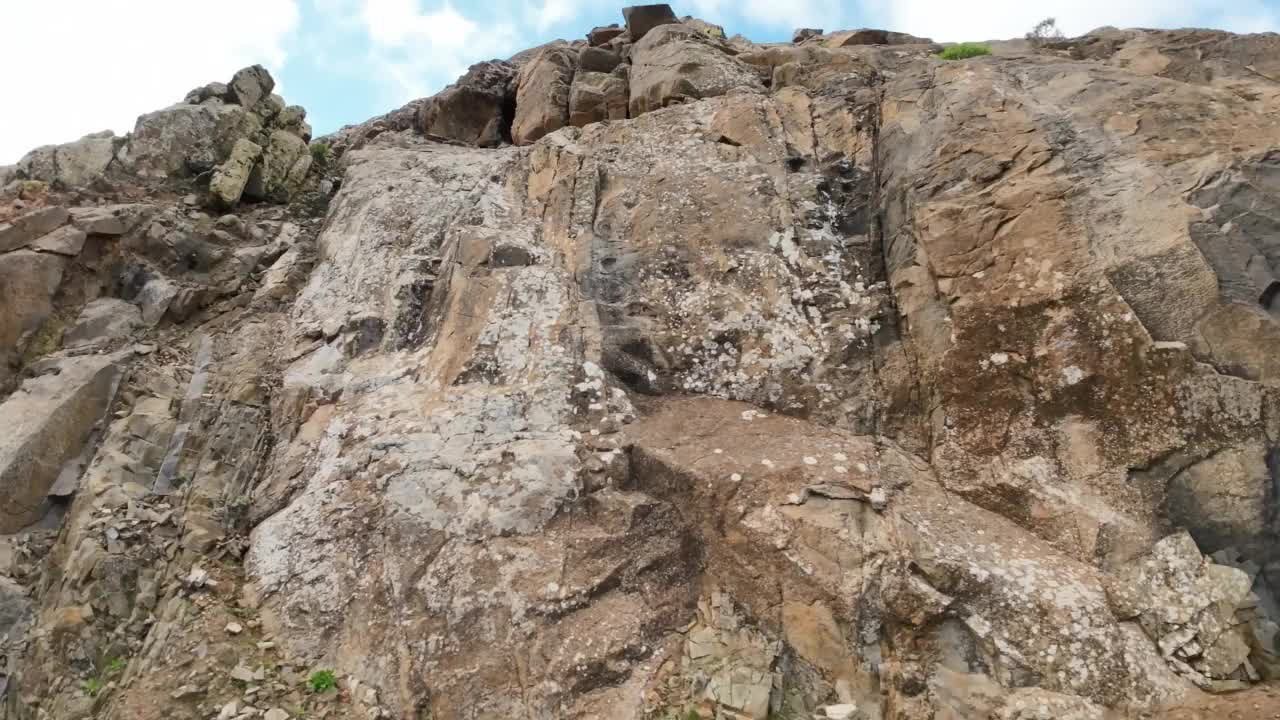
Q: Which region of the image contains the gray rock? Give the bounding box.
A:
[0,206,69,253]
[119,102,262,178]
[0,354,125,532]
[1168,444,1271,556]
[277,105,310,140]
[228,64,275,109]
[623,3,679,41]
[64,298,143,347]
[68,204,143,236]
[209,138,263,208]
[184,81,228,104]
[792,28,823,43]
[31,225,87,256]
[244,130,309,202]
[136,275,179,326]
[15,132,116,187]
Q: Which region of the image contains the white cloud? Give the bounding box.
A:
[1,0,299,164]
[864,0,1279,42]
[687,0,852,30]
[356,0,523,106]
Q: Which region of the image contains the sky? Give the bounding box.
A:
[3,0,1279,164]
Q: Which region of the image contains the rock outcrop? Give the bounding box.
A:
[4,5,1280,720]
[8,65,317,206]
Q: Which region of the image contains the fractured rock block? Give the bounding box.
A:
[209,138,263,208]
[0,206,69,253]
[623,3,679,42]
[512,46,577,145]
[30,225,87,256]
[569,72,629,127]
[228,64,275,108]
[629,24,764,117]
[418,61,518,147]
[0,354,125,531]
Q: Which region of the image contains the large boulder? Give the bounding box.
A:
[587,24,625,46]
[119,102,263,178]
[0,206,69,253]
[0,250,65,372]
[14,131,118,187]
[511,46,577,145]
[209,138,263,207]
[578,46,622,73]
[623,3,679,41]
[826,28,934,46]
[0,354,126,531]
[568,72,629,127]
[63,298,143,348]
[629,23,764,117]
[417,61,518,147]
[244,130,310,202]
[228,64,275,109]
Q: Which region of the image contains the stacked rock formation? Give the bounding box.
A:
[2,5,1280,720]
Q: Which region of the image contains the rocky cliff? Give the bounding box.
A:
[2,5,1280,719]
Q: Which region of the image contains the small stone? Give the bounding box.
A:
[264,710,290,720]
[170,684,202,699]
[230,665,255,682]
[870,487,888,511]
[225,621,243,635]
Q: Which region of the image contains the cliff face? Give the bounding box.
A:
[3,7,1280,720]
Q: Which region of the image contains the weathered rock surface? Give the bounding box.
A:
[244,130,309,202]
[209,137,263,207]
[511,46,578,145]
[0,249,65,380]
[0,354,124,531]
[417,61,518,147]
[14,131,119,187]
[5,9,1280,720]
[623,3,679,41]
[0,206,69,253]
[629,23,764,116]
[568,71,629,126]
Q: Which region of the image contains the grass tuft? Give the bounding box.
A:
[938,43,992,60]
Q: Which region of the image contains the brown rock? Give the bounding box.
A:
[622,3,678,42]
[587,24,625,46]
[825,28,934,46]
[792,28,822,43]
[418,61,518,147]
[568,72,629,127]
[511,46,577,145]
[578,46,621,73]
[629,23,764,117]
[0,249,64,367]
